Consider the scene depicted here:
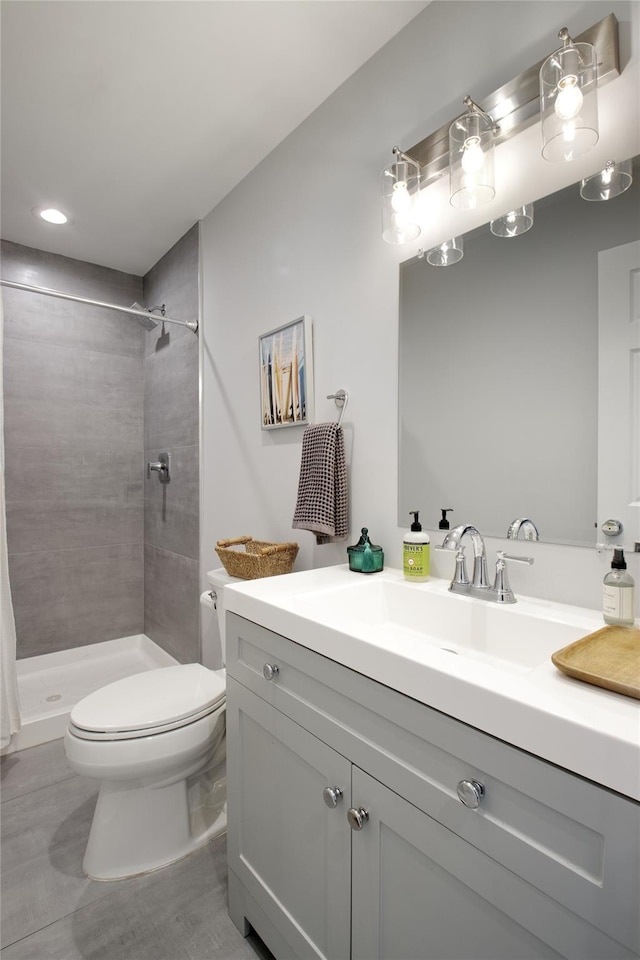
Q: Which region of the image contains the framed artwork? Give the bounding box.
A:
[259,315,314,429]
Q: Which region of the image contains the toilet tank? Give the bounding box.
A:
[200,568,240,669]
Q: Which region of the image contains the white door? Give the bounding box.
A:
[598,240,640,546]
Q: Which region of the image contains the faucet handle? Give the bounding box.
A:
[493,552,534,604]
[498,552,534,565]
[451,546,470,591]
[435,545,471,594]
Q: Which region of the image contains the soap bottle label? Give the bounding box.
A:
[603,584,634,622]
[403,542,430,579]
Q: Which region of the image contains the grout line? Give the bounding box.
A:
[0,769,83,806]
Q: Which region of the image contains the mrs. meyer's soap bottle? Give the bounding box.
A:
[403,511,430,582]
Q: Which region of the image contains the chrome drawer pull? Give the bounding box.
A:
[322,786,343,808]
[457,779,485,809]
[347,806,369,831]
[262,663,280,681]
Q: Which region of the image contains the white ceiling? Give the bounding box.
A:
[1,0,428,276]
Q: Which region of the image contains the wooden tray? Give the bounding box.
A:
[551,625,640,700]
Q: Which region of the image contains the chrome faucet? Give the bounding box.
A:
[507,517,539,541]
[438,524,491,593]
[438,524,534,603]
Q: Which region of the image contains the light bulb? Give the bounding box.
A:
[461,137,485,174]
[391,181,411,213]
[555,76,583,120]
[39,208,68,224]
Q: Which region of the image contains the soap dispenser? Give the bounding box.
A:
[439,509,453,531]
[603,548,635,625]
[403,511,430,582]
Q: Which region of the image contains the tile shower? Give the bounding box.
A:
[1,224,200,749]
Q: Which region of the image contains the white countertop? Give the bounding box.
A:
[223,565,640,801]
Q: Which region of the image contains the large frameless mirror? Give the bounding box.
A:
[398,159,640,547]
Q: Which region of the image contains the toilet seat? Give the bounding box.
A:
[69,663,226,741]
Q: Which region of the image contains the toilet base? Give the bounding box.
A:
[84,768,227,881]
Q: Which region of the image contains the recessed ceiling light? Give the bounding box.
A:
[39,207,68,224]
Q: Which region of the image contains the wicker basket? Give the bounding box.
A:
[215,536,299,580]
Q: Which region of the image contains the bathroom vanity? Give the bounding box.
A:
[224,566,640,960]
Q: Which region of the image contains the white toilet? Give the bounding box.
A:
[63,569,237,881]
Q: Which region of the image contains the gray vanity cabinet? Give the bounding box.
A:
[351,768,561,960]
[226,677,351,960]
[226,613,640,960]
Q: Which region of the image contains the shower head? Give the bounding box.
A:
[130,301,160,332]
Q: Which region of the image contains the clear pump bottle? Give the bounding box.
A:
[603,548,635,626]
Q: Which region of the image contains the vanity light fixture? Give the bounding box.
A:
[381,146,421,243]
[580,158,633,201]
[380,14,618,244]
[490,203,535,237]
[540,27,599,162]
[395,16,618,192]
[449,97,497,209]
[419,237,464,266]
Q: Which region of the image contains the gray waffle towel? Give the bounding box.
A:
[292,423,348,544]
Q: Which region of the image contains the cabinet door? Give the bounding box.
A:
[227,677,351,960]
[350,768,635,960]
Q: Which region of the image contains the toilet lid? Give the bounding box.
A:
[69,663,226,736]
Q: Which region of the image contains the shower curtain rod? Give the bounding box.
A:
[0,279,199,333]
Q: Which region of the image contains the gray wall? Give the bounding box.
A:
[2,226,200,662]
[142,224,200,663]
[2,241,144,657]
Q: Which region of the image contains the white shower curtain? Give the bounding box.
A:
[0,291,21,749]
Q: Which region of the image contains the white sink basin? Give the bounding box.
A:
[285,576,592,672]
[224,565,639,801]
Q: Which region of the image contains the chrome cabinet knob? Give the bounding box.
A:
[262,663,279,681]
[322,786,343,808]
[457,779,485,809]
[347,806,369,831]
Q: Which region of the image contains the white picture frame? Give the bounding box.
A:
[259,315,314,429]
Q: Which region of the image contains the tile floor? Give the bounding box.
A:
[1,739,273,960]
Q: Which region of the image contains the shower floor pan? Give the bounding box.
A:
[12,635,178,752]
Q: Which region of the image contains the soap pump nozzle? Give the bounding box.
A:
[410,511,422,532]
[439,508,453,530]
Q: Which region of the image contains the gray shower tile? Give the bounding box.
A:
[0,739,76,802]
[143,223,199,357]
[6,499,142,554]
[1,239,143,308]
[10,544,143,659]
[4,442,143,505]
[3,338,143,452]
[144,544,199,663]
[144,443,199,560]
[144,331,199,451]
[2,285,144,359]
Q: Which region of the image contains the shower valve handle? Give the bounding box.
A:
[147,453,171,483]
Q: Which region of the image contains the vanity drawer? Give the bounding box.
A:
[227,613,640,954]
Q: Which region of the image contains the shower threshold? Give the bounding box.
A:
[10,635,178,753]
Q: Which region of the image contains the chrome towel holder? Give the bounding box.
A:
[327,389,349,428]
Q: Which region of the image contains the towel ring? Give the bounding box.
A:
[327,389,349,428]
